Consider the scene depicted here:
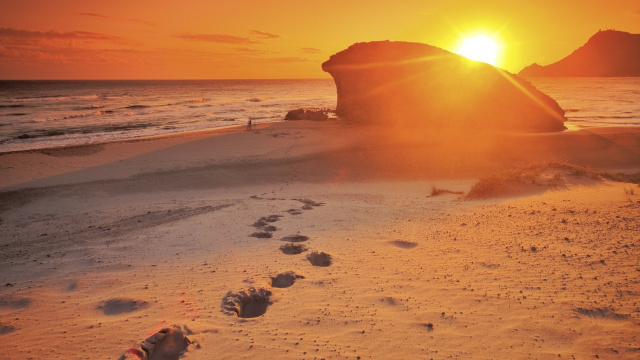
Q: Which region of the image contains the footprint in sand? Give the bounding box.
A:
[221,287,272,318]
[281,234,309,242]
[250,231,273,238]
[0,323,16,335]
[307,251,332,267]
[575,307,629,320]
[280,243,308,255]
[0,296,32,309]
[253,215,283,228]
[295,199,325,210]
[118,325,191,360]
[389,240,418,249]
[98,298,148,316]
[271,272,305,288]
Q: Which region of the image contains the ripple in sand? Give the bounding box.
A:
[280,243,308,255]
[390,240,418,249]
[99,298,148,315]
[271,272,305,288]
[221,287,272,318]
[307,251,332,267]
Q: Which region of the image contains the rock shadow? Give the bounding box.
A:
[280,243,308,255]
[271,272,305,288]
[307,251,332,267]
[98,298,148,316]
[389,240,418,249]
[221,287,272,318]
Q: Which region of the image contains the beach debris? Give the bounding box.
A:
[221,287,272,318]
[280,243,308,255]
[271,271,305,288]
[307,251,332,267]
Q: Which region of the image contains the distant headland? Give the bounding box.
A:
[518,30,640,77]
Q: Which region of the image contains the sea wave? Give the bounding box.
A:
[11,94,102,102]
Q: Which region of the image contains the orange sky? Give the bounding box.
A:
[1,0,639,79]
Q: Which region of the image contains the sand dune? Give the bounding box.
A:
[0,120,639,359]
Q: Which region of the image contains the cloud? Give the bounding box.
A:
[177,33,261,45]
[0,27,123,45]
[270,57,310,63]
[250,30,281,39]
[77,12,156,26]
[300,47,322,54]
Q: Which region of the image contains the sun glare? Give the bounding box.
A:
[457,35,498,66]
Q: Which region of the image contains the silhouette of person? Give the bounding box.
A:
[247,119,252,131]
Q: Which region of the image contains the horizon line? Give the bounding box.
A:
[0,77,333,81]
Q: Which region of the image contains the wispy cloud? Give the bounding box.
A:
[250,30,280,39]
[270,57,310,63]
[77,12,156,26]
[177,33,261,45]
[0,27,123,45]
[300,47,322,54]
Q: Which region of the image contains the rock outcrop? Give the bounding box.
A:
[519,30,640,77]
[322,41,566,132]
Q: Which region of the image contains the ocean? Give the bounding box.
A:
[0,78,638,153]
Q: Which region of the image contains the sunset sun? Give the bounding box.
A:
[457,35,499,65]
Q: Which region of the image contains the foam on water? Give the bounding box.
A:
[0,80,336,152]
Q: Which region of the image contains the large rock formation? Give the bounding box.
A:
[519,30,640,77]
[322,41,566,132]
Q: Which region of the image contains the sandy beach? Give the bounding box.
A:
[1,119,639,359]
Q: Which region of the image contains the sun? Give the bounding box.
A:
[457,35,498,66]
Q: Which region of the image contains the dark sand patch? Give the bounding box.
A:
[0,323,16,335]
[575,307,629,320]
[250,231,272,239]
[221,287,272,318]
[307,251,332,267]
[98,298,148,316]
[261,225,277,232]
[390,240,418,249]
[271,272,305,288]
[281,234,309,242]
[287,209,302,215]
[65,280,78,292]
[0,297,32,309]
[119,325,191,360]
[280,243,308,255]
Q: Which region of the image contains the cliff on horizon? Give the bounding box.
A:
[518,30,640,77]
[322,41,566,133]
